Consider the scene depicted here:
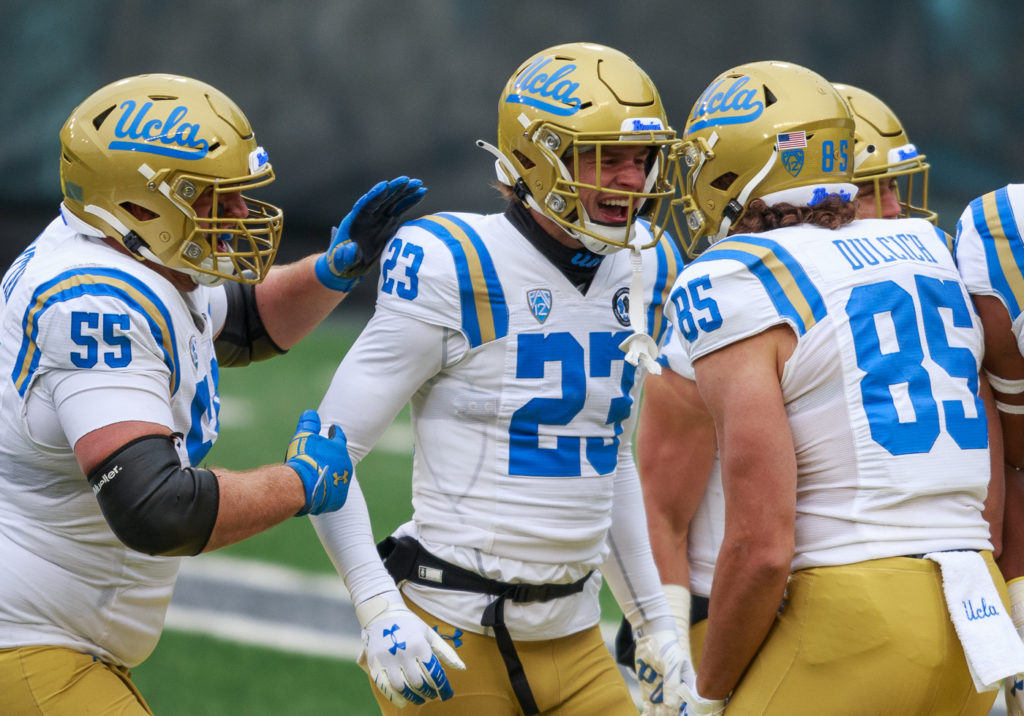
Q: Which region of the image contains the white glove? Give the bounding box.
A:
[680,680,726,716]
[634,629,695,716]
[1007,579,1024,715]
[355,592,466,707]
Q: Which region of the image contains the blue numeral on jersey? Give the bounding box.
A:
[670,275,723,341]
[381,239,424,300]
[70,311,132,368]
[508,331,634,477]
[847,276,985,456]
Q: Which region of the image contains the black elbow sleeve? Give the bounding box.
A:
[88,434,219,557]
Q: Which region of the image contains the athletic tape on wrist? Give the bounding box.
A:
[986,371,1024,395]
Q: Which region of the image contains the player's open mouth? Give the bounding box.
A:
[597,197,630,224]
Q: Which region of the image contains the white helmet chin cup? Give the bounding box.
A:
[575,221,634,254]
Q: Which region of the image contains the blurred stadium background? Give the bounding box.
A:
[1,1,1019,713]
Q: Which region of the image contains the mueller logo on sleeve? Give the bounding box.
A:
[505,57,583,116]
[108,100,210,160]
[91,464,122,494]
[687,75,765,133]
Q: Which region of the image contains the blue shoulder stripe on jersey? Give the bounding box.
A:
[690,234,827,335]
[972,187,1024,318]
[12,267,180,397]
[408,214,508,346]
[647,231,683,346]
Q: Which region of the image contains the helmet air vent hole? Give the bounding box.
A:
[763,87,777,107]
[711,172,738,191]
[513,150,535,170]
[92,105,116,130]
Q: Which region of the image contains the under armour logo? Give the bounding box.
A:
[432,626,463,649]
[1013,676,1024,696]
[333,469,350,487]
[384,624,406,655]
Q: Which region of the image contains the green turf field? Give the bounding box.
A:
[132,315,625,715]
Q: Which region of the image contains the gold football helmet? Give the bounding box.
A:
[670,60,856,258]
[59,74,283,285]
[478,42,676,254]
[832,83,935,223]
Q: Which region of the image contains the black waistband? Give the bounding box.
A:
[377,535,593,716]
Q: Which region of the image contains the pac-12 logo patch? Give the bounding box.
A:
[781,150,804,177]
[527,288,552,324]
[613,287,631,327]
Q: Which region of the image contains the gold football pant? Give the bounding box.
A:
[0,645,152,715]
[694,552,1005,716]
[372,598,637,715]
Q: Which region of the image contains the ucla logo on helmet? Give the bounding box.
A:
[688,75,764,133]
[506,56,583,116]
[613,286,631,327]
[108,99,210,160]
[527,288,553,324]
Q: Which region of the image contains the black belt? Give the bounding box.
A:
[377,536,593,716]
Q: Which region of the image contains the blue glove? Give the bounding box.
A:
[285,410,353,516]
[315,176,427,291]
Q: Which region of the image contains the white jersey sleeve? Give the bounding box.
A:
[955,183,1024,352]
[668,233,822,365]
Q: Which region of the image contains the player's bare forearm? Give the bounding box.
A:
[202,464,305,551]
[637,368,717,585]
[255,255,348,350]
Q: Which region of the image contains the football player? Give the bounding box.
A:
[0,74,425,714]
[307,42,693,715]
[955,183,1024,715]
[618,82,951,707]
[660,61,1014,714]
[833,83,936,223]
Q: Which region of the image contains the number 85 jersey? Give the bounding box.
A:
[666,217,993,569]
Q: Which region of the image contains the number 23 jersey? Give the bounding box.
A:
[375,211,678,554]
[667,217,992,569]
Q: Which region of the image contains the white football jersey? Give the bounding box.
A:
[954,183,1024,355]
[667,217,992,570]
[318,211,681,638]
[0,211,222,666]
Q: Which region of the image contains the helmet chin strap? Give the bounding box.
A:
[618,239,661,375]
[476,139,548,216]
[712,145,778,243]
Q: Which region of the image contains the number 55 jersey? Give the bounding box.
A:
[0,210,221,667]
[666,216,993,570]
